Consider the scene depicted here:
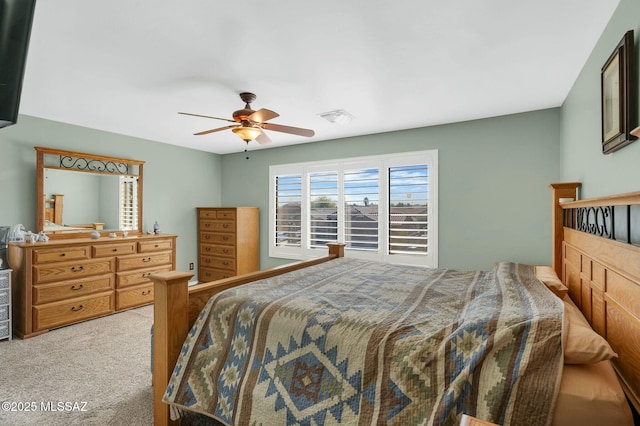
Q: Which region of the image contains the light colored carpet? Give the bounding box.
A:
[0,306,154,425]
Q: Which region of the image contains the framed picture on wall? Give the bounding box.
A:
[601,30,636,154]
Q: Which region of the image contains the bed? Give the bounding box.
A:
[150,183,640,425]
[42,193,105,233]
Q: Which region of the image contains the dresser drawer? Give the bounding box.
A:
[0,321,9,340]
[200,232,235,245]
[33,246,91,264]
[116,285,153,310]
[200,244,235,258]
[0,304,8,321]
[138,238,174,253]
[116,265,172,288]
[198,209,237,220]
[33,292,114,331]
[33,274,114,304]
[0,272,9,289]
[200,256,235,271]
[200,220,235,232]
[199,268,234,283]
[92,242,136,258]
[116,252,172,272]
[33,258,114,284]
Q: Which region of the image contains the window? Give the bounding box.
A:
[269,150,437,267]
[119,176,138,231]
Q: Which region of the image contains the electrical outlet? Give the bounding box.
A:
[189,262,194,270]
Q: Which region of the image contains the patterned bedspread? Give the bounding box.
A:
[163,258,564,426]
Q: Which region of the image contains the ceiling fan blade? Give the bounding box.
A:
[261,122,315,137]
[255,132,272,145]
[194,124,238,136]
[248,108,279,123]
[178,112,236,123]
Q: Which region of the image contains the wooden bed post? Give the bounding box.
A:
[548,183,580,279]
[149,271,193,426]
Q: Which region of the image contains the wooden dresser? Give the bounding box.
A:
[197,207,259,282]
[8,234,176,339]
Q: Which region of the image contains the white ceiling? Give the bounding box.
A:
[19,0,619,155]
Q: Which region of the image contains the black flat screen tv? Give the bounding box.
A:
[0,0,36,129]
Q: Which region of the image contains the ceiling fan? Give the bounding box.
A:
[179,92,315,145]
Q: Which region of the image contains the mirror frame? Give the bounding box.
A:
[35,146,144,239]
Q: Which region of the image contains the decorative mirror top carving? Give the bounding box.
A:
[36,146,144,239]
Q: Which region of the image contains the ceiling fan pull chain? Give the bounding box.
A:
[245,141,250,160]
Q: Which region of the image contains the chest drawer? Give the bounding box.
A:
[33,246,91,264]
[200,220,235,232]
[92,242,136,258]
[33,292,114,331]
[116,252,172,272]
[200,255,235,271]
[200,232,235,245]
[138,238,174,253]
[33,259,113,284]
[200,244,236,258]
[199,268,234,283]
[116,265,172,288]
[33,273,114,304]
[199,209,237,220]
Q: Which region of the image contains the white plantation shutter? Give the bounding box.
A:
[309,171,339,249]
[344,168,379,252]
[269,150,437,266]
[274,174,302,248]
[119,176,138,231]
[388,165,429,256]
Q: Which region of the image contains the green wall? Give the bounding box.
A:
[221,108,561,271]
[561,0,640,198]
[0,115,223,273]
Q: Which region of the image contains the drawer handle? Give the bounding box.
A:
[141,289,151,296]
[205,247,211,252]
[142,272,151,278]
[71,305,84,312]
[223,249,229,254]
[60,253,66,257]
[223,224,229,229]
[71,266,84,273]
[205,235,211,240]
[222,261,229,266]
[223,236,229,241]
[142,257,152,263]
[70,284,84,291]
[205,223,211,227]
[113,248,118,252]
[154,244,159,248]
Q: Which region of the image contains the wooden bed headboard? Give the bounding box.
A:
[550,183,640,413]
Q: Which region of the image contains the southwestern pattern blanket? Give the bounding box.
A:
[163,258,564,425]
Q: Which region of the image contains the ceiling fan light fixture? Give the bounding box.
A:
[232,126,263,141]
[319,109,354,125]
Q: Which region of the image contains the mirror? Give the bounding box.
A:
[36,147,144,239]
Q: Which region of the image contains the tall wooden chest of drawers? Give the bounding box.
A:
[8,234,176,339]
[197,207,259,283]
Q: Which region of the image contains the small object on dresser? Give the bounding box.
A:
[90,230,100,239]
[122,230,128,238]
[153,221,160,234]
[108,232,117,238]
[37,231,49,242]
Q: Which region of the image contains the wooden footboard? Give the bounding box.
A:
[149,243,345,426]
